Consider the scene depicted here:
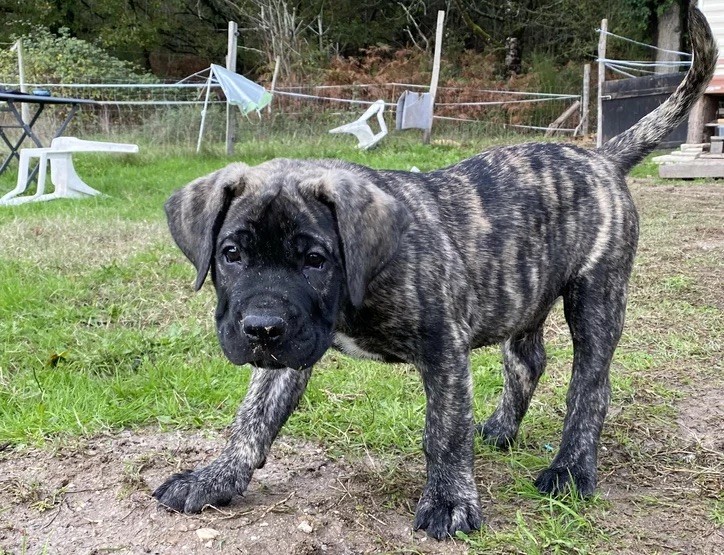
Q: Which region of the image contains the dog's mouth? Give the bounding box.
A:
[244,342,318,370]
[249,357,288,370]
[217,317,333,371]
[247,342,293,369]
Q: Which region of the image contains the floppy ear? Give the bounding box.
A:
[300,169,411,307]
[165,163,250,291]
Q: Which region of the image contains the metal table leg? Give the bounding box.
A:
[0,101,45,173]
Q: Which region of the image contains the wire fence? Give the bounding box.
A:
[597,28,691,78]
[0,78,583,148]
[1,21,698,154]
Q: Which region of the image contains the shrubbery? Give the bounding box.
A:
[0,27,158,95]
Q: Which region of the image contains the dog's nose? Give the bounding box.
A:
[242,315,287,343]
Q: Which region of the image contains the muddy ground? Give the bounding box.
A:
[1,430,467,555]
[1,398,722,555]
[1,183,722,554]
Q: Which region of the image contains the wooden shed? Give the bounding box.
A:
[700,0,724,91]
[657,0,724,177]
[687,0,724,140]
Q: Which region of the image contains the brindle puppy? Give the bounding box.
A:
[153,7,716,539]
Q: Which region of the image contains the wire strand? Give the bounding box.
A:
[597,29,692,57]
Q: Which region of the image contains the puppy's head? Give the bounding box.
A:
[165,159,409,370]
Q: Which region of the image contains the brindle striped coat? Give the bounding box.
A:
[154,6,717,540]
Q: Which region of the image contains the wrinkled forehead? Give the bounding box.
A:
[219,184,337,248]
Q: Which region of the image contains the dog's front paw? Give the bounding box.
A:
[153,467,249,513]
[534,464,596,497]
[413,488,483,540]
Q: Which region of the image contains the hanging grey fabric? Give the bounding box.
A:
[396,90,433,130]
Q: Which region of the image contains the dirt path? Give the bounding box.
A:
[2,417,722,555]
[0,431,465,555]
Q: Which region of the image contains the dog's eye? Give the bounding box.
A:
[222,245,242,263]
[304,252,325,269]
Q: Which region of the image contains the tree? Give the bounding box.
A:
[0,0,671,81]
[0,27,157,92]
[1,1,233,71]
[655,1,684,75]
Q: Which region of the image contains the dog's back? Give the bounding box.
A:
[365,9,717,342]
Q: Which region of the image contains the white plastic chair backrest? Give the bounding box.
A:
[50,137,139,153]
[356,100,387,137]
[329,100,387,149]
[358,100,386,123]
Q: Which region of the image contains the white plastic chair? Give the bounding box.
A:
[329,100,387,150]
[0,137,139,205]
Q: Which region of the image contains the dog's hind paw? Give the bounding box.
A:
[413,490,483,540]
[152,469,241,513]
[476,421,516,450]
[534,465,596,497]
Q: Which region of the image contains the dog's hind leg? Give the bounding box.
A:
[480,325,547,448]
[153,367,311,513]
[534,272,629,496]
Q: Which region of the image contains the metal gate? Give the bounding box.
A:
[601,73,688,148]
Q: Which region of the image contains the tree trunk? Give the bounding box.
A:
[505,36,521,76]
[655,2,682,75]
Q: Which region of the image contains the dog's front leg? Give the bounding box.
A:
[414,352,483,539]
[153,367,311,513]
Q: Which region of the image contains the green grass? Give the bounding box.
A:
[711,499,724,526]
[0,133,486,444]
[1,134,721,553]
[0,131,514,447]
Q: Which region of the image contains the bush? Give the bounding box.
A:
[0,27,157,95]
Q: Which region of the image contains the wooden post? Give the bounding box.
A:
[545,100,581,137]
[268,56,281,114]
[686,95,718,144]
[597,19,607,148]
[423,10,445,144]
[225,21,238,156]
[655,3,681,75]
[318,15,324,52]
[12,40,30,125]
[581,63,591,136]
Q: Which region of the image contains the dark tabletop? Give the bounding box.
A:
[0,92,98,106]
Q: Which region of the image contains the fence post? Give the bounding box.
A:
[11,40,30,125]
[423,10,445,145]
[226,21,238,156]
[597,19,607,148]
[268,56,281,114]
[582,63,591,136]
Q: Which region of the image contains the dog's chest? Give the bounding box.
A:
[333,333,384,360]
[332,332,411,364]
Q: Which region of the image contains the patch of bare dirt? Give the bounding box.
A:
[600,483,723,555]
[678,388,724,451]
[0,431,466,555]
[3,423,721,555]
[594,416,724,555]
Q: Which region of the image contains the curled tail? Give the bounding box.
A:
[600,5,718,173]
